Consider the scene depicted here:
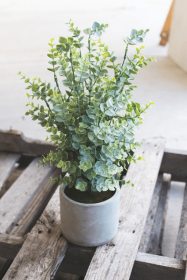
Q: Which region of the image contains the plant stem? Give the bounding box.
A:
[44,98,51,112]
[88,35,92,105]
[69,46,81,116]
[122,43,129,67]
[54,72,64,102]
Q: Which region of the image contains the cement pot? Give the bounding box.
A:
[59,184,120,247]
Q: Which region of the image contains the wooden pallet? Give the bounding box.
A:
[0,130,187,279]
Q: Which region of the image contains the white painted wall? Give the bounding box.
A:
[169,0,187,72]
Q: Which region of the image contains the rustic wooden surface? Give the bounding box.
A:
[84,140,165,280]
[9,168,62,236]
[146,173,171,254]
[0,157,54,234]
[1,235,185,280]
[160,148,187,181]
[139,174,163,252]
[0,233,25,260]
[0,167,61,279]
[0,129,56,156]
[0,152,20,195]
[60,249,186,280]
[130,252,185,280]
[3,187,69,280]
[175,183,187,260]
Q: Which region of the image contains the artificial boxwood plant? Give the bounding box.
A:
[19,20,155,194]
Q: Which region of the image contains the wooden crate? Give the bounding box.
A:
[0,130,186,280]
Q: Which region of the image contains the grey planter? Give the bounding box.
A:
[59,184,120,247]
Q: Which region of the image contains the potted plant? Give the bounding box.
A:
[18,20,155,247]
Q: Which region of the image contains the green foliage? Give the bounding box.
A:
[19,20,155,193]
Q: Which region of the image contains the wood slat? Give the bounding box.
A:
[0,152,20,196]
[146,173,171,254]
[130,252,185,280]
[0,157,54,234]
[60,247,186,280]
[9,168,62,236]
[175,182,187,260]
[0,233,25,260]
[3,187,69,280]
[84,140,165,280]
[0,130,56,156]
[139,174,163,252]
[160,148,187,181]
[0,231,185,280]
[0,168,61,279]
[159,0,175,46]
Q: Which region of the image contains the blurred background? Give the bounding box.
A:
[1,0,187,258]
[1,0,187,149]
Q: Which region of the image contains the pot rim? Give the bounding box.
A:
[61,184,120,207]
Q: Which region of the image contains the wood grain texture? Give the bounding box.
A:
[160,148,187,181]
[3,187,69,280]
[130,252,185,280]
[175,183,187,260]
[0,130,56,156]
[60,246,185,280]
[0,233,25,260]
[0,157,54,234]
[146,173,171,254]
[0,167,61,279]
[9,168,62,236]
[0,152,20,195]
[139,174,163,252]
[84,140,165,280]
[0,232,185,280]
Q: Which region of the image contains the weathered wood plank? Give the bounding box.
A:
[139,174,163,252]
[130,252,185,280]
[0,130,56,156]
[3,187,69,280]
[146,173,171,254]
[160,148,187,181]
[0,233,185,280]
[9,168,62,236]
[0,157,54,234]
[0,233,25,260]
[84,140,165,280]
[175,182,187,260]
[60,247,186,280]
[0,168,61,279]
[0,152,20,196]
